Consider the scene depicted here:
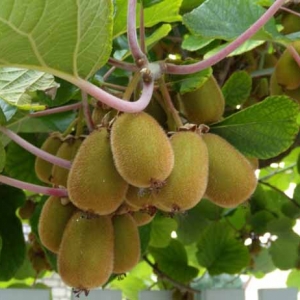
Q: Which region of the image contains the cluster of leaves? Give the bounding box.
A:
[0,0,299,299]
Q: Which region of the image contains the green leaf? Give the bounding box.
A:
[0,0,113,79]
[5,133,43,185]
[182,0,280,41]
[266,217,296,236]
[146,24,172,49]
[0,140,5,172]
[176,202,212,245]
[210,96,299,159]
[0,186,26,280]
[0,99,17,123]
[251,248,276,277]
[0,68,59,111]
[139,223,152,255]
[171,67,212,94]
[182,35,214,52]
[269,232,300,270]
[222,71,252,106]
[150,239,199,283]
[196,222,250,275]
[250,211,276,235]
[180,0,205,13]
[113,0,182,37]
[287,269,300,289]
[150,215,177,248]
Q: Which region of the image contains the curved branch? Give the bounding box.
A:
[0,127,71,169]
[164,0,286,74]
[127,0,148,65]
[0,175,68,197]
[108,58,139,72]
[287,44,300,68]
[76,78,154,113]
[81,91,94,132]
[30,102,82,117]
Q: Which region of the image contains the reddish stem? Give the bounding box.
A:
[30,102,82,117]
[287,44,300,68]
[108,58,139,72]
[0,175,68,197]
[0,127,71,169]
[280,6,300,18]
[139,2,146,55]
[164,0,286,74]
[81,91,94,132]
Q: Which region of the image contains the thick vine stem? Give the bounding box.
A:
[81,91,94,132]
[76,78,154,113]
[280,6,300,18]
[127,0,148,67]
[30,102,82,117]
[0,175,68,197]
[108,58,139,72]
[163,0,287,74]
[0,127,71,169]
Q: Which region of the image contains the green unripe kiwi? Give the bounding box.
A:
[275,41,300,90]
[282,12,300,35]
[38,196,76,253]
[110,112,174,188]
[58,212,114,289]
[203,133,257,208]
[112,213,140,274]
[67,128,128,215]
[154,131,208,212]
[35,132,62,184]
[180,76,225,125]
[51,136,83,187]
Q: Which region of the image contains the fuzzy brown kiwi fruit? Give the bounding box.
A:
[110,112,174,188]
[67,128,128,215]
[126,185,157,210]
[38,196,76,253]
[19,199,36,219]
[51,136,83,187]
[34,132,62,184]
[154,131,208,212]
[180,76,225,125]
[203,133,257,208]
[112,213,140,274]
[58,212,114,289]
[275,41,300,90]
[131,210,156,226]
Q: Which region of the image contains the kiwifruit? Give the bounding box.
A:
[110,112,174,188]
[282,11,300,35]
[115,201,139,215]
[18,199,36,219]
[144,97,167,128]
[203,133,257,208]
[67,128,128,215]
[51,136,83,187]
[126,185,157,210]
[35,132,62,184]
[112,213,140,274]
[246,156,259,170]
[38,196,77,253]
[154,131,208,212]
[131,210,156,226]
[91,105,106,126]
[275,41,300,90]
[180,76,225,125]
[58,212,114,289]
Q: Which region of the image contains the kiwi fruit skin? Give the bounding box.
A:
[126,185,157,210]
[203,133,257,208]
[112,213,140,274]
[180,76,225,125]
[154,131,208,212]
[110,112,174,188]
[67,128,128,215]
[51,137,83,187]
[132,210,156,226]
[275,41,300,90]
[38,196,76,253]
[35,132,62,184]
[58,212,114,289]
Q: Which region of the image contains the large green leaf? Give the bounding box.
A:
[0,186,26,280]
[150,239,199,283]
[287,269,300,289]
[222,71,252,106]
[0,68,58,110]
[113,0,182,37]
[0,0,113,79]
[210,96,299,159]
[196,222,250,275]
[182,0,280,41]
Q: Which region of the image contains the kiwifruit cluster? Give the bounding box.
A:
[35,77,259,291]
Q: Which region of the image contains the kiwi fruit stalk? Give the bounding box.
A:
[67,128,128,215]
[51,137,83,187]
[38,196,77,253]
[112,213,140,274]
[203,133,257,208]
[180,76,225,125]
[58,212,114,290]
[154,131,208,212]
[110,112,174,188]
[35,132,62,184]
